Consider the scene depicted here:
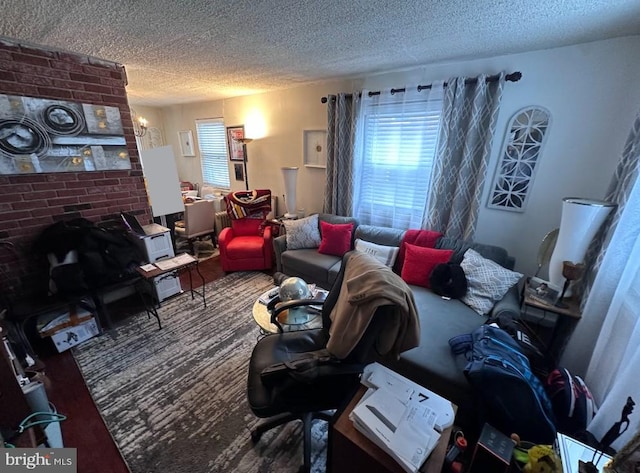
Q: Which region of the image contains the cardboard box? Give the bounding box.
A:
[50,318,99,352]
[38,305,95,337]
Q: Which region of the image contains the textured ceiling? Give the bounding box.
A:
[0,0,639,106]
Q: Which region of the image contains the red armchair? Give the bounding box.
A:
[219,218,273,271]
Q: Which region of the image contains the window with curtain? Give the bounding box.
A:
[581,181,640,451]
[196,118,230,189]
[353,88,443,229]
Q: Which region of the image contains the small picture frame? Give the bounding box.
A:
[234,163,244,182]
[178,130,195,157]
[226,125,246,161]
[525,276,561,306]
[303,130,327,168]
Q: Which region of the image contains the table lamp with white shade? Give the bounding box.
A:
[548,197,616,292]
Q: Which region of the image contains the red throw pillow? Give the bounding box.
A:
[400,243,454,288]
[394,229,443,273]
[318,221,354,256]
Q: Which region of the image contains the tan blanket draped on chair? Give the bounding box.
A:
[327,252,420,360]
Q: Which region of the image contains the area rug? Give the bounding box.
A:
[73,271,329,473]
[176,237,220,261]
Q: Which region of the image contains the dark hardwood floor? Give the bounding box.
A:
[41,255,228,473]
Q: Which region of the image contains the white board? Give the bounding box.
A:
[139,145,184,217]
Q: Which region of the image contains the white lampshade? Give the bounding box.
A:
[548,197,615,288]
[281,167,298,219]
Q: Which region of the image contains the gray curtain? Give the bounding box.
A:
[425,73,505,239]
[577,110,640,305]
[562,110,640,376]
[324,93,356,216]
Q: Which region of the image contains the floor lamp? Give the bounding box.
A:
[281,167,298,218]
[235,138,253,190]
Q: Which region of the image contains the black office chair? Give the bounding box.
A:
[246,251,417,473]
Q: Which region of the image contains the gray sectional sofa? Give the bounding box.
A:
[273,213,522,416]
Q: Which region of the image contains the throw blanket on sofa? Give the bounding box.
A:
[225,189,271,219]
[327,252,420,359]
[394,229,443,273]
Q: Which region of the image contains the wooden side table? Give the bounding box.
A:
[328,385,456,473]
[521,277,582,363]
[265,215,299,237]
[264,218,285,237]
[135,254,206,329]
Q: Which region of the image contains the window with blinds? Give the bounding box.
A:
[196,118,230,189]
[354,97,443,229]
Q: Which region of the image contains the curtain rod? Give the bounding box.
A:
[320,71,522,103]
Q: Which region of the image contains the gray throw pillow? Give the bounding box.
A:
[283,214,322,250]
[461,248,523,315]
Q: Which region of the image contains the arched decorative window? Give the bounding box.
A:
[488,106,551,212]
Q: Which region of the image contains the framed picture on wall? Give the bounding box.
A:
[178,130,195,157]
[226,125,246,161]
[0,93,130,174]
[234,163,244,181]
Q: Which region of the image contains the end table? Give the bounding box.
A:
[521,277,582,364]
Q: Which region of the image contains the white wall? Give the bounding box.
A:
[151,35,640,275]
[480,38,640,277]
[161,100,224,188]
[358,36,640,276]
[158,80,355,217]
[131,104,166,149]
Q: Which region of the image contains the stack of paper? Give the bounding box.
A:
[154,253,196,270]
[349,363,454,473]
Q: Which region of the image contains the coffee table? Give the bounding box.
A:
[252,288,325,334]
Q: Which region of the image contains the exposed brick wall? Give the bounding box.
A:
[0,38,152,299]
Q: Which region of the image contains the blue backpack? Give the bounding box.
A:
[450,324,557,444]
